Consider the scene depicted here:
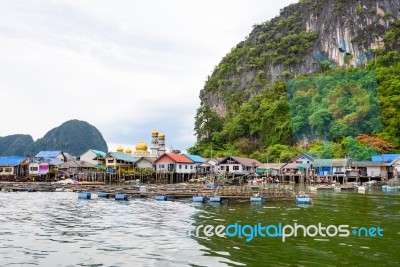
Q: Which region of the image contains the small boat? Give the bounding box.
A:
[296,194,312,204]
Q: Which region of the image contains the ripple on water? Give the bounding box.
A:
[0,192,232,266]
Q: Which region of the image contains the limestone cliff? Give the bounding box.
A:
[200,0,400,117]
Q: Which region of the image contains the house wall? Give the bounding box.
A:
[218,164,246,174]
[29,163,49,175]
[56,153,65,162]
[156,163,195,173]
[295,155,313,164]
[105,157,115,169]
[156,163,169,172]
[333,166,346,175]
[367,167,381,177]
[176,163,196,174]
[105,157,134,171]
[0,166,15,175]
[136,160,154,170]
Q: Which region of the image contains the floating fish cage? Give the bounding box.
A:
[296,195,311,204]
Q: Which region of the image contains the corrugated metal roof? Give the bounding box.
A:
[258,163,286,170]
[0,156,27,166]
[137,157,156,164]
[59,160,96,169]
[352,161,389,167]
[155,153,193,163]
[41,158,64,166]
[372,154,400,163]
[36,151,62,158]
[314,159,348,167]
[108,152,138,163]
[183,154,205,163]
[219,156,262,167]
[91,149,107,157]
[292,153,315,162]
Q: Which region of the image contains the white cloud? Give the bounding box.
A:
[0,0,298,151]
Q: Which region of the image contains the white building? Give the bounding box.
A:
[155,153,195,174]
[217,156,261,175]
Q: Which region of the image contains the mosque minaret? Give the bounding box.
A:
[117,130,166,158]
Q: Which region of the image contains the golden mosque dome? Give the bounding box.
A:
[152,129,159,136]
[125,147,132,154]
[135,140,148,151]
[158,133,165,139]
[116,145,124,153]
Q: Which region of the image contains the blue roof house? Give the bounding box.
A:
[372,154,400,163]
[0,156,28,177]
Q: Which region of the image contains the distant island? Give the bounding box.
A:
[0,120,108,157]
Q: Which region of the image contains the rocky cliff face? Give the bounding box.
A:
[200,0,400,117]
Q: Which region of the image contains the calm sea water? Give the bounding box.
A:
[0,190,399,266]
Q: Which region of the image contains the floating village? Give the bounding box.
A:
[0,130,400,204]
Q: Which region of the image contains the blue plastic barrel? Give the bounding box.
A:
[78,192,91,199]
[115,194,128,200]
[296,197,311,204]
[155,195,168,201]
[98,193,110,198]
[193,196,206,202]
[209,197,221,202]
[250,197,266,202]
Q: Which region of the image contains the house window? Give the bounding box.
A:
[190,166,193,169]
[30,167,38,171]
[185,165,188,169]
[233,166,239,171]
[0,168,3,172]
[179,165,182,169]
[107,159,114,163]
[4,168,12,173]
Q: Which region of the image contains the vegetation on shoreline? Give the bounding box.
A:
[190,19,400,163]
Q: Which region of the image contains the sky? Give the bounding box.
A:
[0,0,297,153]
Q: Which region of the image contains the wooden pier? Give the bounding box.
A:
[0,182,302,202]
